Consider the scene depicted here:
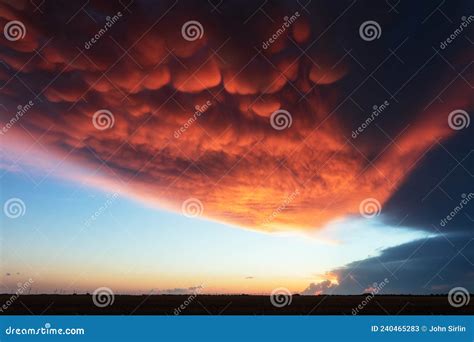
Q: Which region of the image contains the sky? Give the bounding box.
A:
[0,0,473,295]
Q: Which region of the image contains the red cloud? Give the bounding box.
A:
[1,1,472,233]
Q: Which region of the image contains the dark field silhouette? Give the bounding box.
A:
[1,294,472,315]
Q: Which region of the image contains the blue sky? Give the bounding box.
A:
[1,165,428,294]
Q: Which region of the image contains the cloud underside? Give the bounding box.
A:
[1,0,473,233]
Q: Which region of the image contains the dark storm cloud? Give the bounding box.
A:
[303,234,474,295]
[382,128,474,233]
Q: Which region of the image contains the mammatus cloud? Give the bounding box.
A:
[1,0,473,234]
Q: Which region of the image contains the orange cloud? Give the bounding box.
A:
[0,1,472,234]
